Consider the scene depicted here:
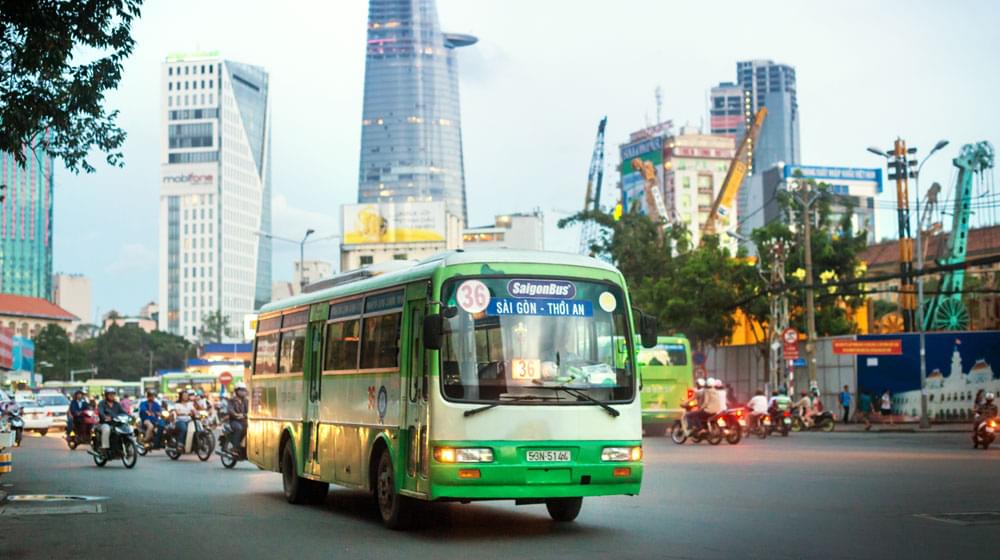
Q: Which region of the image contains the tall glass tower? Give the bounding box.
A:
[0,140,53,300]
[358,0,476,224]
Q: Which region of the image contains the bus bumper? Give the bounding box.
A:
[427,440,643,501]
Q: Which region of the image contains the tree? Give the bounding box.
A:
[73,323,100,341]
[0,1,143,172]
[33,324,88,380]
[199,310,230,344]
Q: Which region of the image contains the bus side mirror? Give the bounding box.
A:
[424,314,444,350]
[640,314,658,349]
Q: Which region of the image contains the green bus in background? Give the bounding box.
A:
[638,336,693,435]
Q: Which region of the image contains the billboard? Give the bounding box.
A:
[342,201,447,245]
[0,327,13,370]
[783,165,883,196]
[11,336,34,372]
[619,136,664,215]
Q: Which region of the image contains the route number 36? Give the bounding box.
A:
[457,280,490,313]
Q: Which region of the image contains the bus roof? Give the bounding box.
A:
[258,249,620,315]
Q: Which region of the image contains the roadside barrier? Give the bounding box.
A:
[0,451,12,474]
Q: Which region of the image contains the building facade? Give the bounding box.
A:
[709,82,746,140]
[358,0,476,224]
[52,273,92,326]
[663,129,737,252]
[1,141,53,300]
[0,293,76,339]
[157,52,272,341]
[463,211,545,251]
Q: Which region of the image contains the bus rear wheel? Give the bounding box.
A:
[546,497,583,522]
[281,442,328,505]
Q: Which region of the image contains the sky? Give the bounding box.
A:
[51,0,1000,320]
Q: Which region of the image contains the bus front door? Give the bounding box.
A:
[403,291,430,496]
[303,304,327,478]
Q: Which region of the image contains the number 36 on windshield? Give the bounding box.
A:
[511,358,541,381]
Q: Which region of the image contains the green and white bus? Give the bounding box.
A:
[248,250,657,528]
[637,336,694,435]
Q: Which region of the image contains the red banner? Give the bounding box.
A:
[832,339,902,355]
[0,327,13,369]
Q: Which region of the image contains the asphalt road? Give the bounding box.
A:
[2,430,997,560]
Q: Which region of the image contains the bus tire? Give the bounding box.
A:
[374,448,413,530]
[281,441,328,505]
[546,497,583,522]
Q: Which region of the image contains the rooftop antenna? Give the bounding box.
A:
[655,86,663,124]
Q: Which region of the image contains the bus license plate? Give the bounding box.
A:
[526,450,571,462]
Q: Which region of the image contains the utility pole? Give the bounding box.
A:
[768,240,789,390]
[788,179,821,384]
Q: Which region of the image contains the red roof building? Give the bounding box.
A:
[0,293,78,338]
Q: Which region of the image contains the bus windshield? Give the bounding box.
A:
[440,277,635,404]
[637,343,687,367]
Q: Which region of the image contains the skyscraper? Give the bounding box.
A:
[358,0,476,224]
[158,52,271,341]
[0,141,53,300]
[735,59,800,171]
[709,82,746,140]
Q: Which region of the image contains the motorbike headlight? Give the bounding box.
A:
[601,446,642,462]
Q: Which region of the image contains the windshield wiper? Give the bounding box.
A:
[531,381,621,418]
[463,395,559,417]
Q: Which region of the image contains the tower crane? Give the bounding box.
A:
[631,157,668,228]
[701,108,767,241]
[579,117,608,255]
[923,141,994,331]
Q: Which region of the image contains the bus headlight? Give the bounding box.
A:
[433,447,494,463]
[601,446,642,462]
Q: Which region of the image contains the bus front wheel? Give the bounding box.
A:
[546,498,583,522]
[375,449,413,530]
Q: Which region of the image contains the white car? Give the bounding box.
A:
[15,392,69,435]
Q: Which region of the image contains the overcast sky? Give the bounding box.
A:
[52,0,1000,319]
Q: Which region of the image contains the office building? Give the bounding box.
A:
[1,142,53,300]
[709,82,746,140]
[463,211,545,250]
[358,0,476,224]
[663,128,738,252]
[294,260,333,290]
[157,51,271,341]
[52,273,92,334]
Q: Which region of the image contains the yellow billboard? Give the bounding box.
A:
[342,202,447,245]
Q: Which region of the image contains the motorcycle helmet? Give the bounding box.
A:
[986,392,995,402]
[706,377,717,388]
[234,382,248,391]
[104,387,117,395]
[695,378,706,389]
[713,379,724,389]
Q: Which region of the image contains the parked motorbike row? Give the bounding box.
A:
[65,408,246,469]
[669,400,835,446]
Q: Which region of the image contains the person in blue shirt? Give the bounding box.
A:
[839,385,852,424]
[138,390,164,448]
[68,390,91,440]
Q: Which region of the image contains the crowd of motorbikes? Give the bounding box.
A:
[58,386,249,469]
[668,380,836,446]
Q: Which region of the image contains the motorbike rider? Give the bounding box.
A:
[228,383,250,456]
[747,389,769,428]
[96,388,126,450]
[973,392,998,436]
[68,390,91,440]
[793,390,813,425]
[684,378,708,431]
[702,378,724,425]
[138,390,164,447]
[713,379,727,409]
[768,388,793,417]
[172,390,196,445]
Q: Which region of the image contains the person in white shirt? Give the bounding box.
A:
[172,390,196,443]
[747,389,769,430]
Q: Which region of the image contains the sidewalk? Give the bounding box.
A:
[832,421,968,433]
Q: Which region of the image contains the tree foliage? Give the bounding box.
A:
[33,323,192,381]
[0,0,143,172]
[199,310,231,344]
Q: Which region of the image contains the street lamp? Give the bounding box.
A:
[300,229,315,291]
[913,139,949,429]
[256,230,340,292]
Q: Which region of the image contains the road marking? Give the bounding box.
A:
[914,512,1000,525]
[0,503,104,516]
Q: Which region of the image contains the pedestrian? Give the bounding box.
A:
[840,385,852,424]
[858,389,872,431]
[880,389,893,425]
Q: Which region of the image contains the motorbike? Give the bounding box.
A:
[164,410,215,461]
[973,416,998,450]
[216,421,247,469]
[8,406,24,447]
[87,414,140,468]
[721,408,744,445]
[137,410,172,454]
[767,409,792,437]
[790,409,836,433]
[671,399,724,445]
[65,409,96,449]
[743,412,770,439]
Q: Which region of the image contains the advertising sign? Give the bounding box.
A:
[783,165,883,196]
[782,327,800,360]
[342,202,447,245]
[0,327,13,370]
[619,138,664,216]
[12,336,34,372]
[832,339,902,356]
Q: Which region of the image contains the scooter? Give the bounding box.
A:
[791,410,836,433]
[65,409,96,450]
[87,414,140,468]
[743,412,770,439]
[137,410,172,455]
[164,410,215,461]
[216,422,247,469]
[721,408,744,445]
[8,407,24,447]
[767,409,792,437]
[671,400,723,445]
[973,416,997,450]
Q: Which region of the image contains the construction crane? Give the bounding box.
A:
[631,157,668,227]
[579,117,608,255]
[701,108,767,241]
[923,141,995,331]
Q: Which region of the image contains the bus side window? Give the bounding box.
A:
[254,333,279,375]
